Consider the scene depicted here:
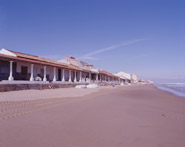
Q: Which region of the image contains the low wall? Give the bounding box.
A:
[0,83,86,92]
[0,81,116,92]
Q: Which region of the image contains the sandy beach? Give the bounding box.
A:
[0,85,185,147]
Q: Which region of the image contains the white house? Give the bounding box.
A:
[0,48,119,85]
[115,71,140,84]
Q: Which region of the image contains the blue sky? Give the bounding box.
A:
[0,0,185,82]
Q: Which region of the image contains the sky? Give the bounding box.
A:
[0,0,185,83]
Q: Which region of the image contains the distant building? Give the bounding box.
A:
[115,72,140,84]
[130,74,139,83]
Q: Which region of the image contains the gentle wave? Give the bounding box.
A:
[155,83,185,98]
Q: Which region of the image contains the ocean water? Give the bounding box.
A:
[155,83,185,98]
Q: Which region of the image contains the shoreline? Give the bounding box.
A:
[154,83,185,98]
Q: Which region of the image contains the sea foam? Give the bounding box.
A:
[155,83,185,98]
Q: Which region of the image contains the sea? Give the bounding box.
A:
[155,83,185,98]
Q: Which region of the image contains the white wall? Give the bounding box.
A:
[34,64,43,77]
[64,69,69,81]
[14,61,86,82]
[16,62,61,81]
[16,62,31,73]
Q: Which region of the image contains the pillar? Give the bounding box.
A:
[89,72,91,83]
[79,71,82,82]
[96,74,98,82]
[8,61,14,81]
[74,71,77,82]
[62,69,65,82]
[30,64,34,81]
[69,70,72,82]
[53,67,56,82]
[43,66,47,81]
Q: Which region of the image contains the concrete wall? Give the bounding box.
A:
[0,83,87,92]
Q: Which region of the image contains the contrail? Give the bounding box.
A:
[78,39,145,60]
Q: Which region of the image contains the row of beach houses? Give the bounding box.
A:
[0,48,140,87]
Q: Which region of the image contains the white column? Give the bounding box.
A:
[74,71,77,82]
[53,67,56,82]
[43,66,47,82]
[121,79,124,85]
[69,70,72,82]
[8,61,14,81]
[100,74,102,82]
[79,71,82,82]
[30,64,34,81]
[89,72,91,83]
[62,69,65,82]
[96,74,98,82]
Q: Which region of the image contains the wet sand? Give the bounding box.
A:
[0,85,185,147]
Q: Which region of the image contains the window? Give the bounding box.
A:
[0,61,9,74]
[0,65,9,74]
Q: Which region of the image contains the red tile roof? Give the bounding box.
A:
[0,50,80,70]
[99,70,118,78]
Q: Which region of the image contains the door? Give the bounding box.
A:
[21,66,28,75]
[58,69,61,81]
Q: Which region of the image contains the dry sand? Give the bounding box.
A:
[0,86,117,101]
[0,85,185,147]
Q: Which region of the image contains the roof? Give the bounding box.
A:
[0,48,79,70]
[99,70,119,78]
[58,56,93,72]
[115,72,132,80]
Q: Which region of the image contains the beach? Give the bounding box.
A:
[0,84,185,147]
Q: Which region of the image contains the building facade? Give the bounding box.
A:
[0,48,121,85]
